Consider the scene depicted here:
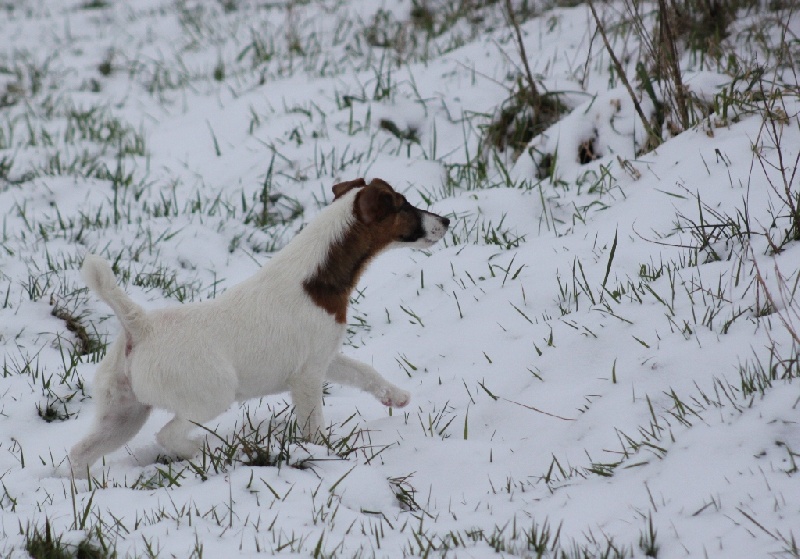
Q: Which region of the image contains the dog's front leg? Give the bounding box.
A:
[326,354,410,408]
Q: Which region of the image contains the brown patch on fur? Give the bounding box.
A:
[304,178,424,323]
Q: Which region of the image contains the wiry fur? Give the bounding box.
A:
[69,179,449,476]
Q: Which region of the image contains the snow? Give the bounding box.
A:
[1,1,799,557]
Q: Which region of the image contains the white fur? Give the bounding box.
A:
[69,188,421,476]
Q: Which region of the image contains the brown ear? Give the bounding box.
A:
[368,178,393,190]
[332,178,367,199]
[356,185,395,224]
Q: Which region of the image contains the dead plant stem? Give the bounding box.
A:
[657,0,689,129]
[587,0,660,147]
[504,0,542,112]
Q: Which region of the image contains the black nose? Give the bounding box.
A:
[442,216,450,227]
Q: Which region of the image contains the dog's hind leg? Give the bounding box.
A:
[289,366,326,441]
[152,358,237,459]
[69,339,151,477]
[326,354,410,408]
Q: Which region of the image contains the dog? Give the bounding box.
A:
[69,178,450,475]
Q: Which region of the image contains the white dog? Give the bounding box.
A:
[69,178,450,475]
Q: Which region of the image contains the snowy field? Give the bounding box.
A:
[1,0,799,557]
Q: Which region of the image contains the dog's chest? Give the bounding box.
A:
[210,261,351,396]
[229,307,346,398]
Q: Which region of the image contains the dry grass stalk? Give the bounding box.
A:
[587,0,661,149]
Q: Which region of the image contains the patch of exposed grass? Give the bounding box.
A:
[25,519,110,559]
[483,78,567,155]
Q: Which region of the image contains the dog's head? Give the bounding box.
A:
[332,178,450,249]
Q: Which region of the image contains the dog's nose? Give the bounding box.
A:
[441,216,450,228]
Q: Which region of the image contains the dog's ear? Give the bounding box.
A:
[332,178,367,200]
[357,184,396,224]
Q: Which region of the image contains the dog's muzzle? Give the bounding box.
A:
[420,211,450,246]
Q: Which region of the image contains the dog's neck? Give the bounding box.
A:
[303,220,377,324]
[266,190,380,324]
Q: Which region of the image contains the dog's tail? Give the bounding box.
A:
[82,254,150,341]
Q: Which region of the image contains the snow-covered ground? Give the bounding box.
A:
[1,1,798,557]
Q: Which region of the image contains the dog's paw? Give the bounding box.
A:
[379,387,410,408]
[170,437,204,461]
[67,448,94,479]
[56,458,87,479]
[156,433,204,461]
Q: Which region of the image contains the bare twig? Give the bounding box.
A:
[504,0,542,112]
[587,0,661,148]
[656,0,689,129]
[754,77,800,247]
[751,245,800,346]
